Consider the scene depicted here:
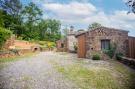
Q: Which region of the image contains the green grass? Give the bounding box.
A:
[50,60,135,89]
[0,52,37,63]
[109,60,135,89]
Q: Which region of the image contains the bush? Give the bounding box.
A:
[47,42,56,48]
[38,41,56,49]
[0,27,12,48]
[116,53,123,60]
[40,45,48,51]
[38,41,47,46]
[92,54,100,60]
[103,43,117,59]
[73,43,78,52]
[10,49,20,55]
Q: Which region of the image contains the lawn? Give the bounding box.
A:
[50,59,135,89]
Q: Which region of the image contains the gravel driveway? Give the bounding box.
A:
[0,52,78,89]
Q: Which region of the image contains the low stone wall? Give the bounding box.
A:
[119,57,135,69]
[41,48,54,51]
[19,49,32,54]
[0,49,33,58]
[56,48,67,52]
[0,51,15,58]
[3,35,15,50]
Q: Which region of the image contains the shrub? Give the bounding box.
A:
[73,43,78,52]
[17,36,23,40]
[38,41,56,49]
[47,42,56,48]
[10,49,20,55]
[38,41,47,45]
[92,54,100,60]
[40,45,48,51]
[103,43,117,59]
[0,27,12,49]
[116,53,123,60]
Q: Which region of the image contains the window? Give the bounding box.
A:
[61,43,64,48]
[101,40,110,50]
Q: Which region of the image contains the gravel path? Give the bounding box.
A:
[0,52,78,89]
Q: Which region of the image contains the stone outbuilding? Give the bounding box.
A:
[75,27,129,58]
[56,38,68,52]
[56,26,85,52]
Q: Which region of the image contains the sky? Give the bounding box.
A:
[21,0,135,36]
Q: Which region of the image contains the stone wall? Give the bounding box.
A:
[56,39,67,52]
[85,27,128,58]
[67,35,77,52]
[3,35,15,50]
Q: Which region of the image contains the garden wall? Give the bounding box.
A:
[3,35,15,50]
[0,49,33,58]
[120,57,135,69]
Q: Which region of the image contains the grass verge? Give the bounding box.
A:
[50,60,135,89]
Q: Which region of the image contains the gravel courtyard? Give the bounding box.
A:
[0,52,135,89]
[0,52,79,89]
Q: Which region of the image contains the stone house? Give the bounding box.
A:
[56,26,84,52]
[75,27,129,58]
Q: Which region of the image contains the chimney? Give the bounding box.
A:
[70,26,74,32]
[67,26,75,35]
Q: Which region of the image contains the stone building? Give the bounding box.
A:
[56,38,68,52]
[66,26,78,52]
[76,27,129,58]
[56,26,84,52]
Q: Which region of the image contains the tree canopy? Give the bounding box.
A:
[21,2,43,40]
[38,19,61,41]
[0,27,12,48]
[126,0,135,14]
[0,0,61,42]
[88,22,102,30]
[0,0,23,36]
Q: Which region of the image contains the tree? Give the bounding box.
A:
[0,0,23,36]
[126,0,135,14]
[62,26,68,38]
[38,19,61,41]
[22,2,42,24]
[21,2,43,40]
[0,1,61,42]
[38,19,48,40]
[0,27,12,48]
[0,10,5,27]
[0,0,22,16]
[88,22,102,30]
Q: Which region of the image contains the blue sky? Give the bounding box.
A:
[21,0,135,36]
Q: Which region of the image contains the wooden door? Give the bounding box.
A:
[77,34,86,58]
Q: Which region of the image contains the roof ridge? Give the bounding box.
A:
[76,26,129,37]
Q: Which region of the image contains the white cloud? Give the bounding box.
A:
[43,2,97,17]
[32,0,54,3]
[109,11,135,29]
[40,1,135,36]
